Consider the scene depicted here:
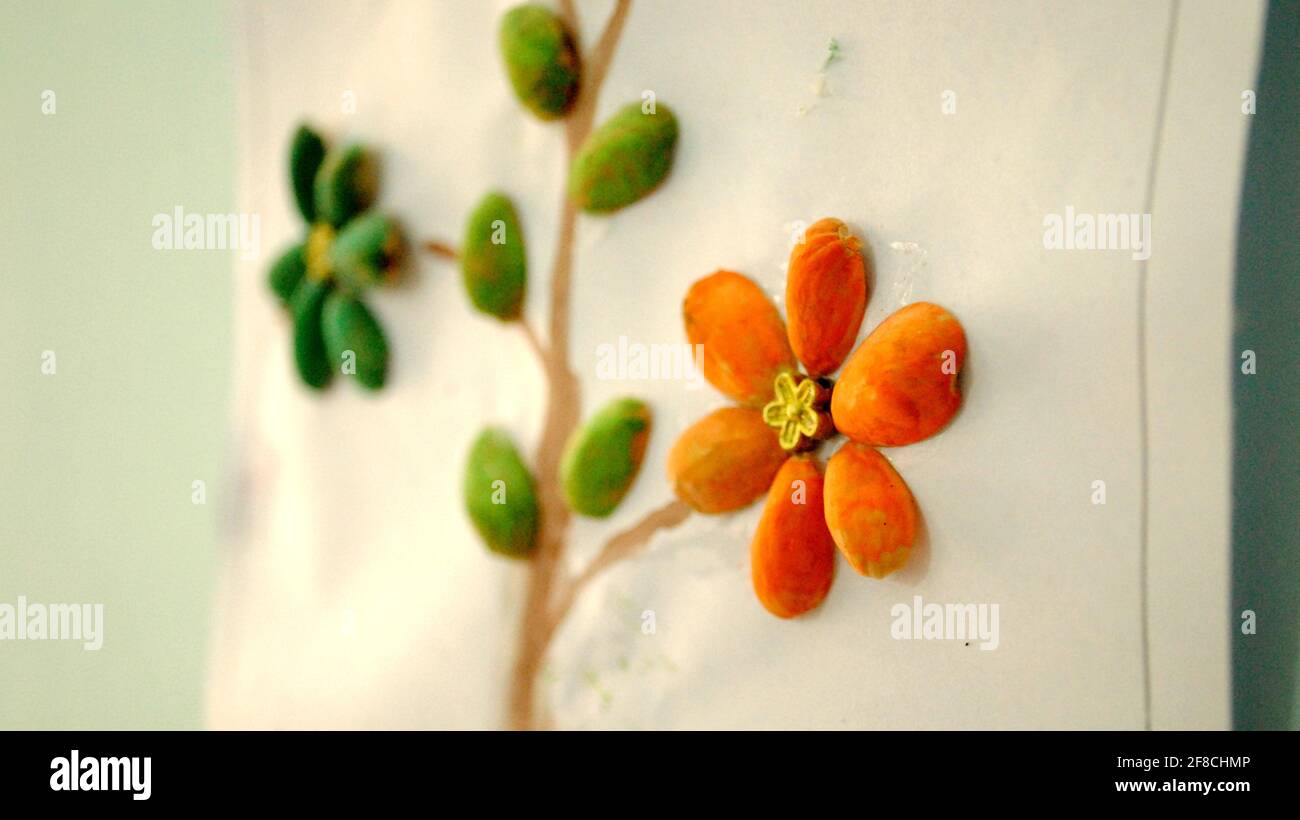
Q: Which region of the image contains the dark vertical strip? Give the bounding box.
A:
[1232,0,1300,731]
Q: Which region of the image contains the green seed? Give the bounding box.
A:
[289,124,326,223]
[268,242,307,305]
[464,428,540,558]
[331,212,403,292]
[314,143,378,227]
[499,4,581,120]
[321,292,389,391]
[568,102,679,213]
[291,279,333,390]
[461,192,526,320]
[560,397,652,517]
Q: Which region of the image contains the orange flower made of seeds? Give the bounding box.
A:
[667,218,968,618]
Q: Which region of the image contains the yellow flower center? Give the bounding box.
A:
[762,371,820,450]
[306,223,336,281]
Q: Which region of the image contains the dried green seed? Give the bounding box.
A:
[268,242,307,305]
[291,279,333,390]
[568,102,678,213]
[499,4,581,120]
[560,398,651,517]
[464,428,540,558]
[321,292,388,391]
[331,212,403,292]
[461,192,526,320]
[289,124,326,223]
[314,143,378,227]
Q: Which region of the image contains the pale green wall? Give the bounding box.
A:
[0,1,231,728]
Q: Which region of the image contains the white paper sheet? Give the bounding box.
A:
[209,0,1261,729]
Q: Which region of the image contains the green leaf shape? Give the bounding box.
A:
[499,4,581,120]
[321,292,389,391]
[464,428,540,558]
[289,124,326,223]
[330,212,403,292]
[560,397,652,517]
[314,143,378,228]
[461,192,526,319]
[291,278,333,390]
[568,101,679,213]
[268,242,307,305]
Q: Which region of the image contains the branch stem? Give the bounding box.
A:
[506,0,637,731]
[519,320,548,365]
[422,239,459,261]
[550,499,691,625]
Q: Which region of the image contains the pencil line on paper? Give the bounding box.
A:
[1137,0,1181,732]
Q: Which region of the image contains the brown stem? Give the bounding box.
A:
[422,239,459,261]
[506,0,635,731]
[519,319,548,364]
[556,0,577,28]
[513,499,690,731]
[550,499,691,624]
[563,0,633,156]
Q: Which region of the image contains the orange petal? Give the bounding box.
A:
[667,407,787,513]
[831,302,966,446]
[823,442,917,578]
[684,270,797,406]
[751,456,836,618]
[786,218,868,377]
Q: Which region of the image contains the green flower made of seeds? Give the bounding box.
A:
[266,124,404,391]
